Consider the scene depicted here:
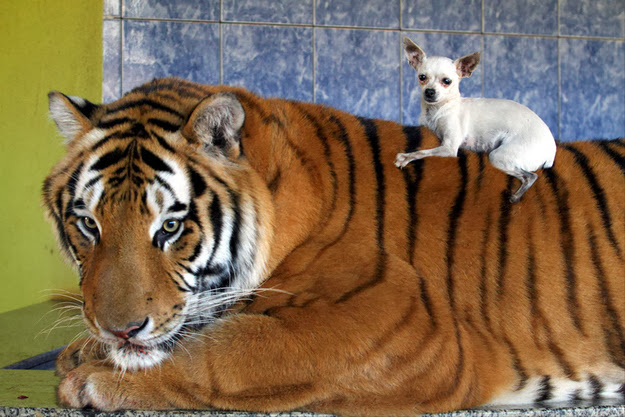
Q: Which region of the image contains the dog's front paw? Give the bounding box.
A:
[395,152,414,168]
[56,337,110,378]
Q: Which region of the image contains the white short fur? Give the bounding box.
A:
[395,37,557,203]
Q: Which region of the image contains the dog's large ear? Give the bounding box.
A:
[403,37,426,70]
[182,92,245,160]
[48,92,99,144]
[455,52,481,78]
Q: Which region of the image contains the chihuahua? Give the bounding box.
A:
[395,37,556,203]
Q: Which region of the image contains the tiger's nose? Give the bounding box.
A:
[108,318,149,339]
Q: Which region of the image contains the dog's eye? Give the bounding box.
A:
[442,78,452,86]
[418,74,427,82]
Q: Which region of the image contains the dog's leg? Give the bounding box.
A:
[488,147,539,203]
[508,169,538,203]
[395,146,459,168]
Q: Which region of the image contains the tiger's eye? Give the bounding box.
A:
[83,217,98,230]
[162,219,180,233]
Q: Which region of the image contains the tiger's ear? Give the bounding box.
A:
[48,91,99,144]
[182,93,245,160]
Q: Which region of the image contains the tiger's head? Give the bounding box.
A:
[43,85,274,371]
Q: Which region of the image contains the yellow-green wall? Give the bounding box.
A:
[0,1,103,313]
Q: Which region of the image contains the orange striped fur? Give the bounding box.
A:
[43,78,624,414]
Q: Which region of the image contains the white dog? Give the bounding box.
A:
[395,37,556,203]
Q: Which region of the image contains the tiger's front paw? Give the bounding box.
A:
[58,361,118,410]
[56,337,110,378]
[58,361,174,411]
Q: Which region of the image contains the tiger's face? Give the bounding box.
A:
[43,87,273,371]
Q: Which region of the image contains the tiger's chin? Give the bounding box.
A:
[108,341,170,371]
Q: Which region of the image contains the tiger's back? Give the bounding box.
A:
[44,77,624,414]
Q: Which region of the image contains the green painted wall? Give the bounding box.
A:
[0,1,103,314]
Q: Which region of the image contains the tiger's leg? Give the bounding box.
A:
[56,337,110,377]
[57,257,485,414]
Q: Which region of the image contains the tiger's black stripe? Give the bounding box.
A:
[359,117,386,252]
[418,274,436,327]
[293,105,339,221]
[401,125,424,265]
[188,165,207,197]
[206,194,224,268]
[152,131,176,153]
[91,149,126,171]
[536,376,553,403]
[526,219,542,349]
[587,223,625,368]
[325,114,357,243]
[105,99,185,119]
[475,152,486,193]
[479,210,495,334]
[596,141,625,175]
[495,176,514,298]
[546,335,575,378]
[228,192,243,272]
[292,112,359,272]
[91,130,149,151]
[140,147,173,173]
[562,144,623,261]
[97,117,135,130]
[445,152,468,311]
[503,336,529,391]
[588,374,603,401]
[544,168,584,334]
[84,175,103,191]
[337,118,386,303]
[147,118,180,133]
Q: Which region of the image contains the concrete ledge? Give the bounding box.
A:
[1,404,625,417]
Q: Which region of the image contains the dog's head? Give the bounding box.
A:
[403,37,480,105]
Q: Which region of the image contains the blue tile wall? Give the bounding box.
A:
[316,0,400,28]
[315,29,400,121]
[122,20,220,93]
[222,0,313,24]
[560,39,625,140]
[222,24,313,101]
[103,0,625,141]
[484,0,558,35]
[483,36,559,136]
[402,0,482,32]
[124,0,220,21]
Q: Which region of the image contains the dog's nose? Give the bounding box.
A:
[424,89,436,100]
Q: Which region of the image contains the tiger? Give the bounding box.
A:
[43,77,624,415]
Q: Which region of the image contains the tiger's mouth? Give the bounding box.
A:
[106,319,216,371]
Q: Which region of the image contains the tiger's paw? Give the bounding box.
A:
[56,338,110,378]
[57,361,169,411]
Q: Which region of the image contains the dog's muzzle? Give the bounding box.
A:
[424,88,437,102]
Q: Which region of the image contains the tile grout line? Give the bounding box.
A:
[219,0,223,85]
[481,0,485,98]
[399,0,403,124]
[312,0,316,103]
[557,0,562,141]
[119,0,125,98]
[101,15,624,42]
